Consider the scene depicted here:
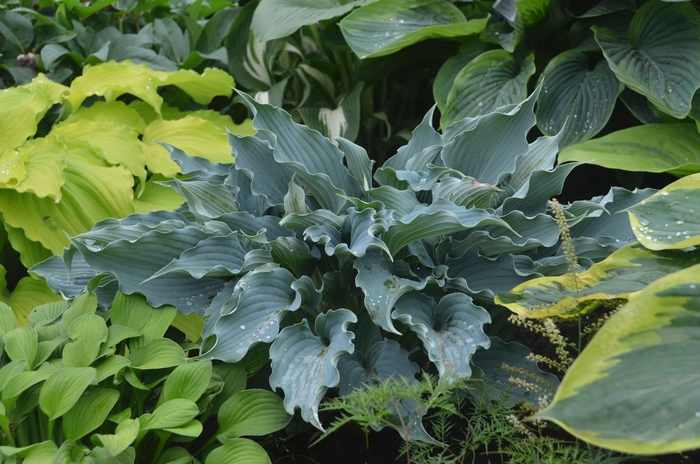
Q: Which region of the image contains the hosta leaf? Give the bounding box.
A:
[156,67,234,105]
[70,223,225,314]
[63,101,147,134]
[558,124,700,177]
[0,136,67,201]
[158,177,237,220]
[67,61,164,115]
[0,76,65,152]
[150,233,247,280]
[63,314,108,367]
[2,364,56,401]
[230,134,293,208]
[538,264,700,453]
[91,419,139,457]
[627,173,700,250]
[433,38,493,112]
[432,176,500,209]
[139,399,199,430]
[131,177,186,214]
[393,293,490,381]
[441,51,535,127]
[269,309,357,430]
[593,1,700,118]
[537,51,623,147]
[128,339,186,370]
[337,339,419,395]
[471,337,559,406]
[217,389,291,440]
[383,200,513,255]
[143,116,235,174]
[39,367,96,420]
[161,360,212,403]
[441,86,539,185]
[237,92,362,213]
[202,267,318,362]
[95,355,131,382]
[496,243,700,319]
[204,438,270,464]
[355,250,440,334]
[4,327,37,369]
[339,0,488,59]
[63,388,119,440]
[252,0,365,42]
[0,142,134,255]
[384,106,443,171]
[3,277,63,327]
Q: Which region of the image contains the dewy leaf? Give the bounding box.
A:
[339,0,488,59]
[537,51,623,147]
[593,1,700,118]
[496,243,700,319]
[538,264,700,454]
[269,309,357,430]
[202,267,318,362]
[252,0,365,42]
[69,222,224,314]
[627,173,700,250]
[433,38,493,112]
[558,124,700,177]
[442,51,535,127]
[393,293,490,382]
[39,367,97,420]
[441,85,539,185]
[217,389,291,440]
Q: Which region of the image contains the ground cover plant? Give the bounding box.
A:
[0,290,291,463]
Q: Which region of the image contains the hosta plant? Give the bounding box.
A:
[496,172,700,454]
[34,88,650,438]
[0,290,291,463]
[0,60,253,324]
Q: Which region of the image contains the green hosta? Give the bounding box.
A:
[34,87,646,438]
[0,61,253,324]
[0,291,291,463]
[497,173,700,454]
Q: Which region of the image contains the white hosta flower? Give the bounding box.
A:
[319,106,348,146]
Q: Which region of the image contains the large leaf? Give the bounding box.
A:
[441,86,539,185]
[441,51,535,127]
[558,124,700,177]
[536,51,623,147]
[217,389,291,440]
[627,173,700,250]
[269,309,356,430]
[339,0,488,59]
[237,92,362,213]
[204,438,271,464]
[496,243,700,319]
[201,267,319,362]
[0,141,134,255]
[393,293,490,382]
[538,263,700,454]
[593,1,700,118]
[62,388,119,440]
[39,367,96,420]
[252,0,365,42]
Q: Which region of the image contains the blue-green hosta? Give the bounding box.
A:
[497,173,700,454]
[33,87,647,436]
[0,61,253,324]
[0,291,291,464]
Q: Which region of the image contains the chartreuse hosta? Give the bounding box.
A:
[496,173,700,454]
[0,61,254,324]
[34,87,651,439]
[0,291,291,464]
